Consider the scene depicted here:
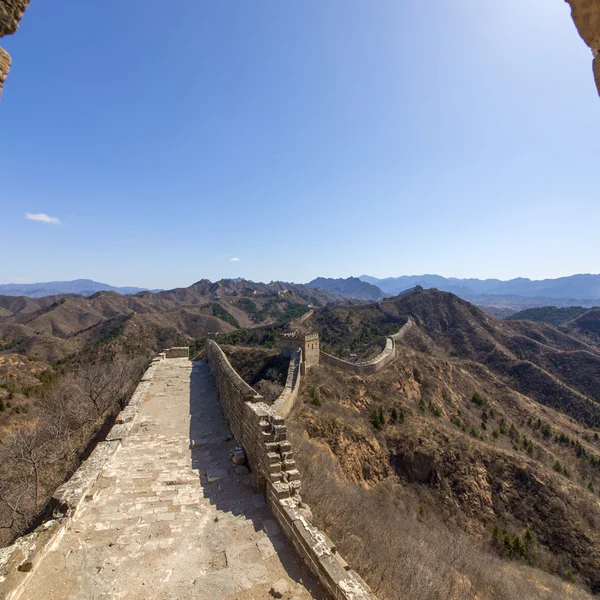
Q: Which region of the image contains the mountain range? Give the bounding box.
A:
[5,274,600,311]
[0,279,157,298]
[359,274,600,308]
[0,279,341,362]
[288,288,600,595]
[307,277,384,301]
[3,275,600,594]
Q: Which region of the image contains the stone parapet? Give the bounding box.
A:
[0,353,166,600]
[205,339,376,600]
[320,318,413,376]
[164,347,189,359]
[272,348,302,418]
[390,317,414,342]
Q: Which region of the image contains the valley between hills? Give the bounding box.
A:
[2,280,600,598]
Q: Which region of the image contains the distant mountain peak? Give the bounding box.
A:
[359,273,600,309]
[0,280,157,298]
[307,277,384,302]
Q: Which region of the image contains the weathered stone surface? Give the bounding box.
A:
[0,358,164,600]
[206,339,376,600]
[566,0,600,93]
[164,346,189,358]
[6,358,320,600]
[270,578,289,598]
[206,468,228,482]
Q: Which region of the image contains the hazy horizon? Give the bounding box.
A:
[3,271,600,292]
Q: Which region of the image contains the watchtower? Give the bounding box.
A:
[280,332,320,367]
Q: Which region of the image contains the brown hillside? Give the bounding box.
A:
[0,279,341,363]
[285,289,600,596]
[302,289,600,428]
[570,308,600,342]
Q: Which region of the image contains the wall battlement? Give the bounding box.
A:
[279,318,413,377]
[272,348,302,418]
[280,332,320,367]
[205,340,376,600]
[164,347,189,359]
[0,351,168,600]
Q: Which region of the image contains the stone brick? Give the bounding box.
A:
[205,339,375,600]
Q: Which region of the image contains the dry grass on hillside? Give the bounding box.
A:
[287,338,600,596]
[290,425,593,600]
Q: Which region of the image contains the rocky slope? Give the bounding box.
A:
[508,306,591,326]
[287,289,600,595]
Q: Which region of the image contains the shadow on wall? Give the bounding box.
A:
[187,361,325,598]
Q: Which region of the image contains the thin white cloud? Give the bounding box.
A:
[25,212,61,225]
[229,257,240,262]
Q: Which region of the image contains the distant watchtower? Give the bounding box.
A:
[280,332,320,367]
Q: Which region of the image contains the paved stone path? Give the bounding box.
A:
[22,358,323,600]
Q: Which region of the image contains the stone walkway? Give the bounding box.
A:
[22,358,323,600]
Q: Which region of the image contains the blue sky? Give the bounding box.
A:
[1,0,598,289]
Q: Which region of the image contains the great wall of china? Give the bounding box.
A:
[1,1,599,597]
[205,340,375,600]
[1,322,406,599]
[320,319,413,376]
[0,310,415,599]
[0,314,414,599]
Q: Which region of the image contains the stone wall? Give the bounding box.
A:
[303,333,320,366]
[0,353,166,600]
[164,347,189,359]
[280,332,320,367]
[0,0,31,98]
[205,340,376,600]
[272,348,302,418]
[320,318,413,376]
[390,316,414,342]
[320,337,395,375]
